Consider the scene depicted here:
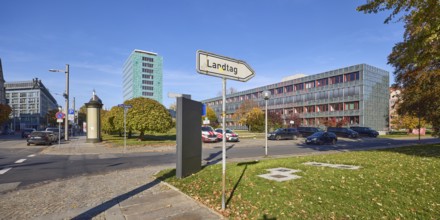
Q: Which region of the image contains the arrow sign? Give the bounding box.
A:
[196,50,255,82]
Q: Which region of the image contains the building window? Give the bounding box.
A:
[330,75,343,84]
[345,72,360,82]
[344,101,359,110]
[276,87,283,94]
[316,78,328,87]
[285,85,293,93]
[142,57,154,62]
[142,86,154,90]
[142,74,154,79]
[142,80,154,85]
[305,81,315,89]
[142,92,154,96]
[294,83,304,91]
[142,63,154,68]
[142,68,154,73]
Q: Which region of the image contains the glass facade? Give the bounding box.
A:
[123,49,163,104]
[202,64,389,132]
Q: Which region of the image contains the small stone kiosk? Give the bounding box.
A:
[85,90,103,143]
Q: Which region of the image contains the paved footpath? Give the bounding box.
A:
[0,136,223,220]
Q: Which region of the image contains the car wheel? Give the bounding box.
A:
[332,139,336,145]
[276,135,281,140]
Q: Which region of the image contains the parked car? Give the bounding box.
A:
[305,132,338,145]
[201,126,218,143]
[45,127,64,139]
[214,128,239,142]
[2,129,14,135]
[350,126,379,137]
[268,128,300,140]
[21,128,36,138]
[44,131,60,143]
[297,127,324,137]
[327,127,359,138]
[27,131,55,146]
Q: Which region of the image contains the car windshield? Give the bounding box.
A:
[201,127,213,132]
[31,132,46,137]
[310,132,324,137]
[46,128,59,132]
[274,128,283,133]
[225,129,233,133]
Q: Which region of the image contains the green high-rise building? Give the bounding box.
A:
[123,49,163,104]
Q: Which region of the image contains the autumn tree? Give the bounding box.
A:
[245,107,265,132]
[45,108,59,127]
[125,97,173,139]
[357,0,440,136]
[285,113,302,127]
[104,106,124,136]
[77,105,87,126]
[268,111,283,130]
[0,104,12,125]
[391,114,427,133]
[203,106,219,128]
[232,99,258,129]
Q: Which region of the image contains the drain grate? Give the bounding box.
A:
[258,167,302,182]
[303,162,361,170]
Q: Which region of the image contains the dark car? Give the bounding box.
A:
[21,128,36,138]
[46,127,64,139]
[305,132,338,145]
[268,128,300,140]
[27,131,55,146]
[327,127,359,138]
[350,126,379,137]
[297,127,324,137]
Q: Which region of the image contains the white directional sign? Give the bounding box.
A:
[196,50,255,82]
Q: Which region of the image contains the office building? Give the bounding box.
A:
[202,64,389,132]
[122,49,163,104]
[6,78,58,130]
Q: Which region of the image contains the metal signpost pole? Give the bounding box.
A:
[64,64,69,141]
[124,107,127,153]
[265,99,268,156]
[221,77,227,210]
[58,121,61,146]
[196,50,255,211]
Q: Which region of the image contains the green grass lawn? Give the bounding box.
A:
[157,144,440,219]
[234,130,266,139]
[101,129,176,147]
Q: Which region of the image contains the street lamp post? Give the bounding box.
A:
[49,64,69,141]
[263,90,271,157]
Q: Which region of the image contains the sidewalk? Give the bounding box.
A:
[0,136,223,220]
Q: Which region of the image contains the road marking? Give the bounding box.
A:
[28,154,36,157]
[0,168,12,175]
[15,159,26,164]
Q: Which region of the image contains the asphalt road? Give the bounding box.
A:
[0,135,439,192]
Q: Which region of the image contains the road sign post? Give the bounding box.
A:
[196,50,255,210]
[118,104,133,153]
[55,112,65,146]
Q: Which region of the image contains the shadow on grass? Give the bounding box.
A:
[72,169,175,220]
[226,161,259,208]
[377,143,440,158]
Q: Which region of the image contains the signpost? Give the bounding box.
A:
[118,104,133,153]
[196,50,255,210]
[55,112,65,146]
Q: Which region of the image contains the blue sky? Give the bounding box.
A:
[0,0,403,110]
